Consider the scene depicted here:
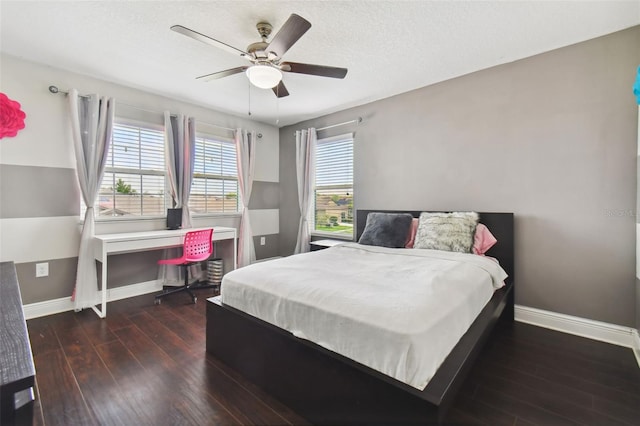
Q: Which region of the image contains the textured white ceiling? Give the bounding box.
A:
[1,1,639,127]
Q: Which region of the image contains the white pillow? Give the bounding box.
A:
[413,212,479,253]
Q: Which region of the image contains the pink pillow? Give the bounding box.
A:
[473,223,497,255]
[405,218,419,248]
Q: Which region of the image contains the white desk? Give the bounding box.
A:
[92,226,237,318]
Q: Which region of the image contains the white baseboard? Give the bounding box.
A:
[515,305,640,369]
[107,280,162,302]
[23,297,74,320]
[515,304,637,349]
[23,280,162,320]
[633,329,640,367]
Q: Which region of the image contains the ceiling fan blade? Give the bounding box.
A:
[272,81,290,98]
[281,62,348,79]
[266,14,311,57]
[171,25,249,58]
[196,67,248,82]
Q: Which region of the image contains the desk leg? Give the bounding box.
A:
[91,254,107,318]
[233,232,237,270]
[101,252,107,317]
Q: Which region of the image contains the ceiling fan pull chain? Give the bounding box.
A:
[247,78,252,116]
[276,85,280,125]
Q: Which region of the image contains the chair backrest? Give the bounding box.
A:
[183,229,214,262]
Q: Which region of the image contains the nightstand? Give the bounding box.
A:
[310,239,348,251]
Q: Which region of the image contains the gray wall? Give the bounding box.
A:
[637,278,640,330]
[280,26,640,327]
[249,181,281,260]
[637,109,640,331]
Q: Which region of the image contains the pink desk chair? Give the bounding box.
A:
[155,228,215,304]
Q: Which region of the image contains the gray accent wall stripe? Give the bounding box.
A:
[253,234,280,260]
[16,251,166,304]
[15,257,77,304]
[96,250,165,289]
[0,164,80,218]
[249,181,280,210]
[11,177,280,303]
[16,243,245,303]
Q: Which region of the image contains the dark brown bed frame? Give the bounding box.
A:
[206,210,514,425]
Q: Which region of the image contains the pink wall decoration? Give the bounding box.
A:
[0,92,26,139]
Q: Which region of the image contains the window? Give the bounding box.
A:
[87,121,239,219]
[312,134,354,237]
[97,121,166,217]
[189,134,239,214]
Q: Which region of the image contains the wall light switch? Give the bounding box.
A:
[36,262,49,278]
[260,236,266,246]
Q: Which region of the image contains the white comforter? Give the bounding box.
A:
[221,243,508,390]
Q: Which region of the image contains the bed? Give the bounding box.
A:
[206,210,514,425]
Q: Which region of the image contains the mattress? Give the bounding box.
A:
[221,242,508,390]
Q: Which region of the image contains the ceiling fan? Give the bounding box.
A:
[171,14,348,98]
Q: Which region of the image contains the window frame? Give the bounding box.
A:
[310,132,355,240]
[86,119,243,223]
[87,117,168,221]
[189,131,240,216]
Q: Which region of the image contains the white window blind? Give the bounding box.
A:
[96,121,166,217]
[312,133,354,237]
[189,134,239,214]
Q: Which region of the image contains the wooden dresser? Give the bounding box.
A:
[0,261,35,425]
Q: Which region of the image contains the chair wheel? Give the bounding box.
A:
[155,298,161,305]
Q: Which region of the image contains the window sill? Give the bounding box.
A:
[192,212,242,219]
[310,232,354,242]
[79,212,242,235]
[92,215,165,223]
[79,211,242,224]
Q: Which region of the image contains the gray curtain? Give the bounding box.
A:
[165,112,195,227]
[68,89,114,310]
[294,128,316,254]
[235,128,256,267]
[159,112,198,285]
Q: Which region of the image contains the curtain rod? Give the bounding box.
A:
[48,85,242,135]
[295,117,362,135]
[317,117,362,132]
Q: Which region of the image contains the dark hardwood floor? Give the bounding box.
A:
[27,292,640,425]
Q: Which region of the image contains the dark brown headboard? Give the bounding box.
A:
[355,210,514,286]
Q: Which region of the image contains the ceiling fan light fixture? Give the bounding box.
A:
[246,65,282,89]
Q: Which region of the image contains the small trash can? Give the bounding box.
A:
[207,258,224,290]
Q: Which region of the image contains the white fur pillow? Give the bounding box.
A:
[413,212,479,253]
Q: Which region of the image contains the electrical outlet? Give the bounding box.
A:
[36,262,49,278]
[260,236,266,246]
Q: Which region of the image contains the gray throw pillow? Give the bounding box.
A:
[358,213,414,248]
[414,212,479,253]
